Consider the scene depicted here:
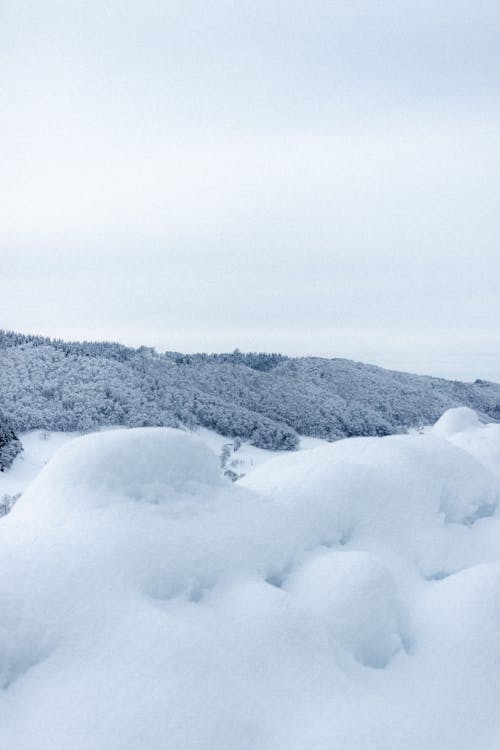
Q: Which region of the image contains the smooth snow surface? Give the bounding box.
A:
[0,430,80,500]
[2,409,500,748]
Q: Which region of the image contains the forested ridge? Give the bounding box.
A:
[1,329,499,451]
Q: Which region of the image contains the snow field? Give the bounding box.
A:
[1,408,500,748]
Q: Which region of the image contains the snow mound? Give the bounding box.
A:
[241,429,500,561]
[2,410,500,749]
[432,405,481,437]
[284,549,405,668]
[13,427,223,517]
[433,408,500,479]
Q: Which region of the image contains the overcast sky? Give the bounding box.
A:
[1,0,499,380]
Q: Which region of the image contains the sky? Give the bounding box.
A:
[1,0,499,381]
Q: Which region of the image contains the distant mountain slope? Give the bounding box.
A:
[0,330,499,449]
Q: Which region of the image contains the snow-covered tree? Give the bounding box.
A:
[0,410,22,471]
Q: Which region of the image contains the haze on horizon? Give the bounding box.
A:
[1,1,499,382]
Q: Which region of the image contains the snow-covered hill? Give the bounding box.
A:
[1,407,500,748]
[2,330,500,449]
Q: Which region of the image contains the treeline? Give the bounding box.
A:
[1,330,499,451]
[0,410,22,471]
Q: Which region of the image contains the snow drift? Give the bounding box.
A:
[2,410,500,749]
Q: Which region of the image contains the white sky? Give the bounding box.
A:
[1,0,499,381]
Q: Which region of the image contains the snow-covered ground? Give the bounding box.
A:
[1,408,500,749]
[0,426,326,501]
[0,430,81,501]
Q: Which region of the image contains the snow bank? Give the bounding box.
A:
[433,406,500,479]
[2,414,500,749]
[13,427,223,518]
[432,404,482,437]
[284,549,404,668]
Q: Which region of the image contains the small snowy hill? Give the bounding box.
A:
[0,426,324,507]
[1,408,500,748]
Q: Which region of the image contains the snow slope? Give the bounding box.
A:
[1,409,500,749]
[0,426,325,502]
[0,430,80,501]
